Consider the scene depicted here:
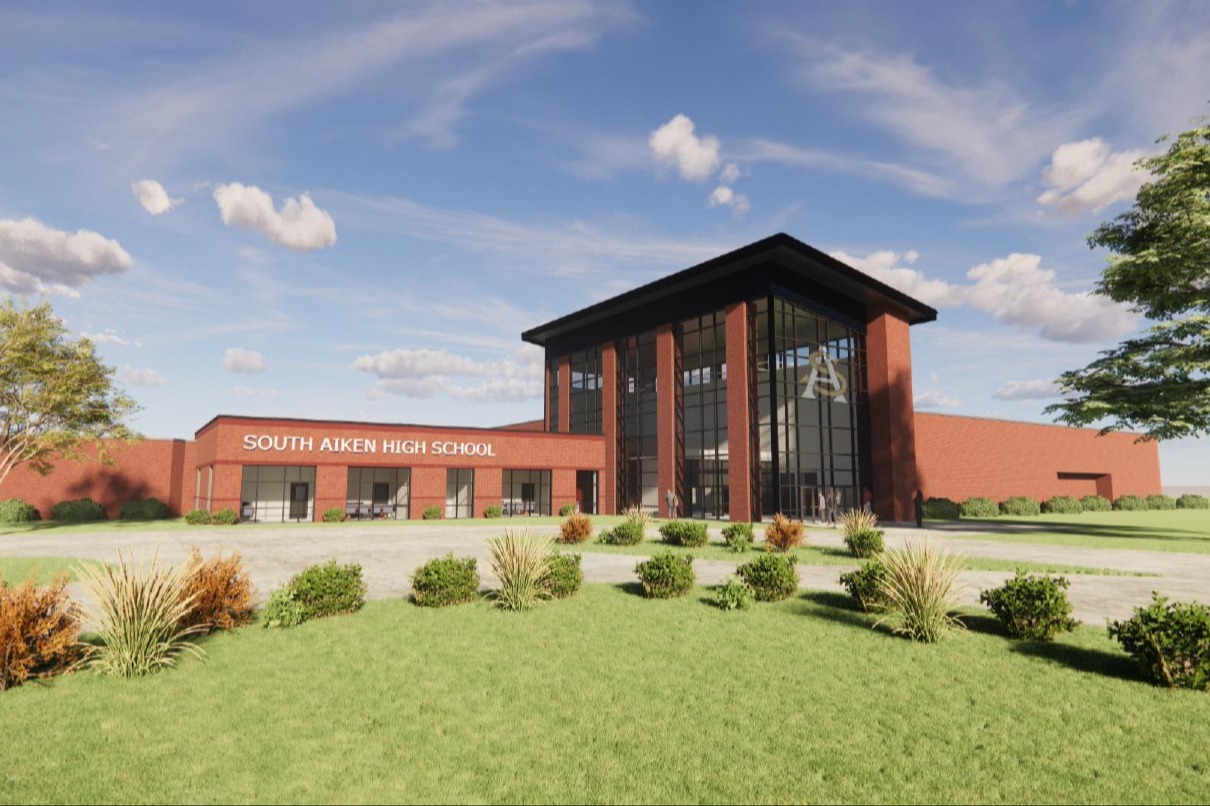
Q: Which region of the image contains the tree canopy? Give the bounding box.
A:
[0,298,139,490]
[1048,118,1210,440]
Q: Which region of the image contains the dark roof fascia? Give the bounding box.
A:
[193,414,598,440]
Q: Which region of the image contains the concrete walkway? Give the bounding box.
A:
[1,522,1206,623]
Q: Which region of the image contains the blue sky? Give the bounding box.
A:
[1,1,1207,483]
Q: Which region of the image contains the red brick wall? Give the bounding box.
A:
[915,412,1162,503]
[724,302,752,522]
[495,420,544,432]
[866,305,920,521]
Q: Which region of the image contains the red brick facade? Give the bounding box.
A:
[866,304,920,521]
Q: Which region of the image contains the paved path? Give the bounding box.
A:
[2,522,1206,623]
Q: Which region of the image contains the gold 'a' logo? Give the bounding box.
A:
[800,348,848,403]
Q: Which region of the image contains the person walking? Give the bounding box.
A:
[914,489,925,528]
[861,487,873,514]
[816,488,827,524]
[665,489,678,520]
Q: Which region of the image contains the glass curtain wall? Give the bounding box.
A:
[345,467,411,519]
[568,347,603,434]
[240,465,316,523]
[618,331,658,513]
[445,468,475,519]
[502,469,552,516]
[752,296,868,520]
[680,310,729,519]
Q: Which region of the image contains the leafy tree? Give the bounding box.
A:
[1048,118,1210,440]
[0,298,139,490]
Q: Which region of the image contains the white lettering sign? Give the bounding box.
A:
[800,348,849,403]
[241,434,496,458]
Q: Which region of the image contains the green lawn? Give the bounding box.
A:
[942,509,1210,555]
[0,556,92,584]
[2,584,1205,803]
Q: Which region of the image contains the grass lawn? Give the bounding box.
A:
[0,556,93,584]
[1,584,1206,804]
[942,509,1210,555]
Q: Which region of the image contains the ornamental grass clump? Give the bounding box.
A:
[620,506,650,531]
[76,551,204,677]
[635,551,694,599]
[488,531,553,611]
[1109,594,1210,690]
[979,572,1078,641]
[0,573,83,690]
[179,547,255,634]
[875,541,965,643]
[763,513,805,552]
[840,510,884,558]
[721,522,754,553]
[558,512,593,544]
[659,520,709,547]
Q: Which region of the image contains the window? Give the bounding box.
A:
[569,346,603,435]
[502,469,552,516]
[345,467,411,520]
[618,330,658,513]
[240,465,317,523]
[680,309,729,519]
[445,468,474,519]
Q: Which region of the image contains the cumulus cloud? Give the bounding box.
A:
[222,347,269,374]
[707,185,751,216]
[718,162,743,183]
[82,328,137,346]
[914,391,961,409]
[213,183,337,252]
[353,344,543,400]
[649,114,721,181]
[0,217,132,296]
[992,379,1060,401]
[1036,138,1150,217]
[117,365,165,387]
[130,180,179,215]
[830,249,965,308]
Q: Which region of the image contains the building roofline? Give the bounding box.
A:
[193,414,603,440]
[914,410,1154,440]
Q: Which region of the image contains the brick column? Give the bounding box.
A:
[410,466,446,519]
[601,341,618,515]
[724,302,752,523]
[552,468,578,515]
[557,356,571,434]
[866,304,920,522]
[474,468,502,519]
[656,324,678,518]
[210,463,243,515]
[314,464,346,522]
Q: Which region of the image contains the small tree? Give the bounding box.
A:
[0,299,138,490]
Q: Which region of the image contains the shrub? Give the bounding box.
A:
[290,561,366,619]
[634,551,694,599]
[876,541,965,643]
[422,505,443,520]
[737,553,799,602]
[1042,496,1083,515]
[1000,496,1041,517]
[714,576,755,611]
[50,498,105,523]
[659,520,709,547]
[979,572,1078,641]
[412,554,479,607]
[321,507,345,523]
[76,551,204,677]
[119,498,170,521]
[0,499,39,523]
[960,497,1000,518]
[558,503,577,517]
[1115,495,1149,511]
[0,574,82,690]
[845,529,885,559]
[1146,494,1177,511]
[722,522,754,553]
[922,497,960,520]
[179,548,255,634]
[210,508,239,526]
[839,560,890,613]
[1109,594,1210,690]
[260,587,307,629]
[1178,494,1210,510]
[600,518,644,546]
[620,505,651,531]
[558,512,593,544]
[483,505,503,519]
[1079,495,1112,512]
[488,531,552,611]
[542,552,583,600]
[763,513,805,552]
[184,509,211,525]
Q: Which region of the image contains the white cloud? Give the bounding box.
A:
[232,385,279,398]
[222,347,269,374]
[993,379,1060,401]
[1036,138,1150,216]
[213,183,337,252]
[649,114,721,181]
[718,162,742,183]
[830,249,965,307]
[117,364,165,387]
[130,179,179,215]
[353,344,543,400]
[82,328,136,346]
[707,185,751,216]
[914,390,961,410]
[0,217,132,296]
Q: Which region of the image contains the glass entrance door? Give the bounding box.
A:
[289,482,309,520]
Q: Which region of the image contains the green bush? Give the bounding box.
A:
[321,507,345,523]
[184,509,211,525]
[412,554,479,607]
[1177,494,1210,510]
[839,560,890,613]
[290,561,366,619]
[483,505,502,518]
[999,496,1041,517]
[714,576,755,611]
[1115,495,1149,511]
[422,506,443,520]
[736,554,798,602]
[1042,496,1083,515]
[118,498,170,521]
[261,587,307,629]
[922,497,960,520]
[1109,593,1210,690]
[844,528,885,559]
[659,520,708,547]
[50,498,105,522]
[1079,495,1112,512]
[979,572,1079,641]
[634,551,694,599]
[558,504,577,517]
[542,552,583,600]
[1146,494,1177,511]
[960,497,1000,518]
[0,498,39,523]
[600,518,644,546]
[210,508,239,526]
[721,523,754,553]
